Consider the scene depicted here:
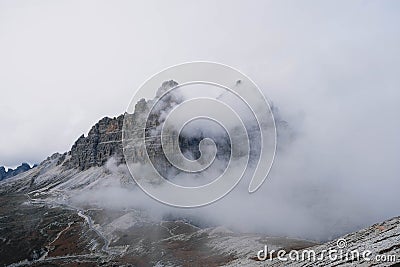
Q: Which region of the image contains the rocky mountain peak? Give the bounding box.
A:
[0,163,34,181]
[156,80,178,98]
[62,80,181,172]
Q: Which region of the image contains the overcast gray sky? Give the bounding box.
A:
[0,0,399,168]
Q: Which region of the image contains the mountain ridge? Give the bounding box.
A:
[0,163,35,181]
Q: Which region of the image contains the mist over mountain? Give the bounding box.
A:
[0,80,399,266]
[0,1,399,266]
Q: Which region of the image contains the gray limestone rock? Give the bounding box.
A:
[63,115,124,171]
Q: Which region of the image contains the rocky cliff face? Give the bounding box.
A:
[61,80,227,175]
[63,115,124,171]
[60,80,286,175]
[0,163,34,181]
[61,82,179,172]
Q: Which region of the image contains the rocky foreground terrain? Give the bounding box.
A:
[1,152,399,267]
[0,152,319,267]
[1,81,399,266]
